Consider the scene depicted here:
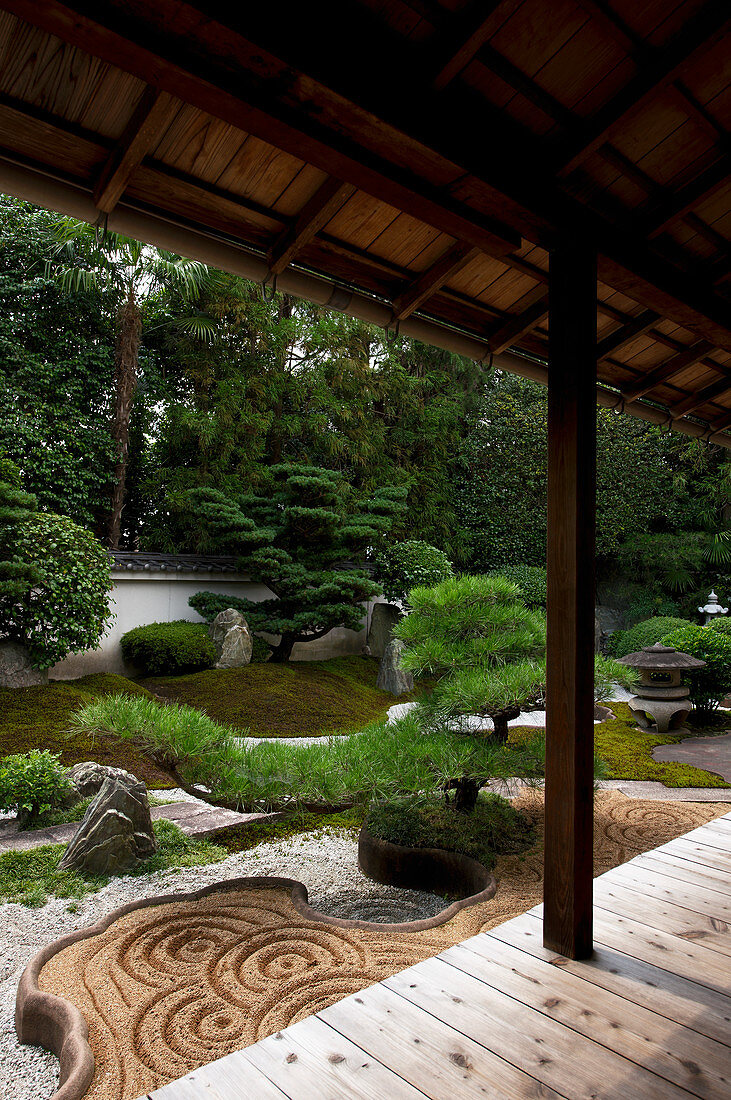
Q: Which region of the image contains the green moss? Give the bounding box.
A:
[0,674,174,788]
[142,656,411,738]
[0,818,228,907]
[216,807,366,854]
[594,703,730,788]
[365,793,535,869]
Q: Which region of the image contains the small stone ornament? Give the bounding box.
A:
[618,643,705,734]
[698,590,728,625]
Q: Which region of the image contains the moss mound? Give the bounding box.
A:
[365,793,535,870]
[142,656,407,737]
[594,702,730,787]
[0,674,174,788]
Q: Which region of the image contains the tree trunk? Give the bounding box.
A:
[453,777,479,813]
[270,633,297,662]
[108,289,141,549]
[491,705,521,743]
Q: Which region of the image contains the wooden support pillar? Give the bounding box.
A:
[544,239,597,959]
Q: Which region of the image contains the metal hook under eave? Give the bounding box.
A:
[261,271,278,302]
[612,396,625,416]
[384,312,401,342]
[477,342,494,370]
[94,211,108,247]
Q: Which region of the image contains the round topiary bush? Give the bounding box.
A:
[12,512,113,668]
[121,621,216,676]
[708,617,731,636]
[372,539,453,605]
[661,622,731,715]
[607,616,691,658]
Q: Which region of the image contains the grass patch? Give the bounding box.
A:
[594,703,730,788]
[216,807,366,854]
[141,656,412,738]
[0,674,174,788]
[0,818,228,907]
[365,792,535,870]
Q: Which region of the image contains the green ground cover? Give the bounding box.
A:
[0,675,174,787]
[142,656,408,737]
[0,819,228,907]
[593,703,730,788]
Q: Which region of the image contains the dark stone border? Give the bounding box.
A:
[358,823,497,901]
[15,869,496,1100]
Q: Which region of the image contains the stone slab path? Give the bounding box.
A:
[0,802,270,854]
[652,732,731,783]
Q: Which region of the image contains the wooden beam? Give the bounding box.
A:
[390,242,479,321]
[544,239,597,960]
[670,374,731,420]
[572,0,646,54]
[670,81,727,143]
[596,309,659,360]
[486,292,549,354]
[644,156,731,239]
[623,340,714,403]
[432,2,520,91]
[93,87,173,213]
[557,4,729,176]
[267,177,354,276]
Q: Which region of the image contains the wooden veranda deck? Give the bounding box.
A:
[144,812,731,1100]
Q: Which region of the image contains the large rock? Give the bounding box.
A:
[376,638,414,696]
[58,775,157,876]
[0,641,48,688]
[67,761,142,801]
[210,608,253,668]
[367,603,402,659]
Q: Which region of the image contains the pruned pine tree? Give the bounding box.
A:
[0,458,44,631]
[189,464,407,661]
[394,574,546,811]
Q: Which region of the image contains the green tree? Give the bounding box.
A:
[0,197,115,531]
[0,457,44,632]
[49,220,213,547]
[188,463,406,661]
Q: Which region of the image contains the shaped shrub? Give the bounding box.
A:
[661,623,731,715]
[372,540,453,604]
[492,564,547,609]
[607,616,691,658]
[0,749,72,825]
[121,620,215,676]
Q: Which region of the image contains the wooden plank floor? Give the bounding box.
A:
[145,812,731,1100]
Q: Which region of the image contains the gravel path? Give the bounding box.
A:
[0,823,444,1100]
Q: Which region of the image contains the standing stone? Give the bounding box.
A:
[367,603,402,659]
[210,608,253,668]
[67,761,142,801]
[377,638,414,696]
[58,776,157,876]
[0,641,48,688]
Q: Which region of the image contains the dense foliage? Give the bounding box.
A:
[121,621,215,675]
[0,458,44,628]
[186,463,406,660]
[0,750,72,826]
[606,616,692,658]
[372,539,453,604]
[491,564,547,610]
[11,512,113,668]
[661,623,731,714]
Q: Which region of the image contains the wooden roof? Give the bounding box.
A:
[0,1,729,441]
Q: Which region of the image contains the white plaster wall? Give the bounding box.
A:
[51,571,376,679]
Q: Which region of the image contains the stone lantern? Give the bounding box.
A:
[698,590,728,625]
[617,643,705,733]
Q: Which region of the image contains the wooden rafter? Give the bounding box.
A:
[596,309,659,361]
[391,242,479,321]
[623,340,714,403]
[431,1,519,91]
[557,4,730,176]
[670,373,731,419]
[670,81,727,143]
[644,156,730,239]
[94,87,173,213]
[572,0,646,55]
[268,177,354,277]
[486,292,550,355]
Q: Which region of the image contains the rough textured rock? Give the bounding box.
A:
[210,608,253,668]
[58,776,157,876]
[0,641,48,688]
[376,638,414,696]
[67,761,142,801]
[367,603,402,659]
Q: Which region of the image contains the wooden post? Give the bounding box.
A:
[543,239,597,959]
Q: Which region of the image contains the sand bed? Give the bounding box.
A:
[37,791,729,1100]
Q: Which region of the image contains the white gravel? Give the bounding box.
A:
[0,820,444,1100]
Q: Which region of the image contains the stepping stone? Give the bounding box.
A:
[653,732,731,783]
[0,802,273,854]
